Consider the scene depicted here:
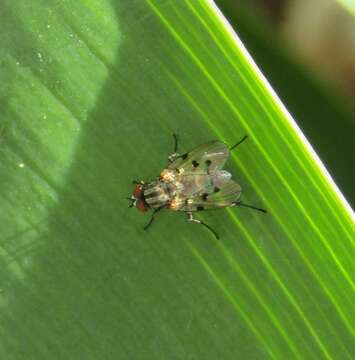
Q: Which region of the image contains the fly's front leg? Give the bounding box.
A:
[144,207,164,231]
[186,212,220,240]
[168,133,180,164]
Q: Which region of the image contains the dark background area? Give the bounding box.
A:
[215,0,355,207]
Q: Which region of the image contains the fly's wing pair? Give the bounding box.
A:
[168,141,242,211]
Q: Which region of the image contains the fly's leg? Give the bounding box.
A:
[230,135,248,151]
[173,133,178,153]
[187,212,220,240]
[168,133,180,164]
[234,201,267,213]
[144,207,164,231]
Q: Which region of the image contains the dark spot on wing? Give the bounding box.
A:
[202,193,209,200]
[214,187,220,193]
[205,159,212,167]
[197,206,204,211]
[181,153,188,160]
[192,160,199,168]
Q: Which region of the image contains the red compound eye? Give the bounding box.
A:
[133,184,143,198]
[136,199,148,212]
[132,184,148,212]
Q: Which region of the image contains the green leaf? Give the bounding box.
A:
[0,1,353,359]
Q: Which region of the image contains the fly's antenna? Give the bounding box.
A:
[230,135,248,151]
[235,201,267,213]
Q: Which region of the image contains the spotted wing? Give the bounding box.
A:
[175,170,231,199]
[178,180,242,212]
[169,141,230,174]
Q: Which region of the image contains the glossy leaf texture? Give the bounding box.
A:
[0,1,354,359]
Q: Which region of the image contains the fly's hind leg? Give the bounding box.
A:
[187,212,220,240]
[234,201,267,213]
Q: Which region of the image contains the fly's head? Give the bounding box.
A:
[128,183,149,212]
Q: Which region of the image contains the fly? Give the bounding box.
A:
[128,134,266,239]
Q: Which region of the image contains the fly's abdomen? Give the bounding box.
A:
[143,181,171,209]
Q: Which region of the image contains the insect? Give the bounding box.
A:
[128,134,266,239]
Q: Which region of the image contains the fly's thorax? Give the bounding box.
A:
[160,169,177,182]
[169,196,185,211]
[143,180,179,209]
